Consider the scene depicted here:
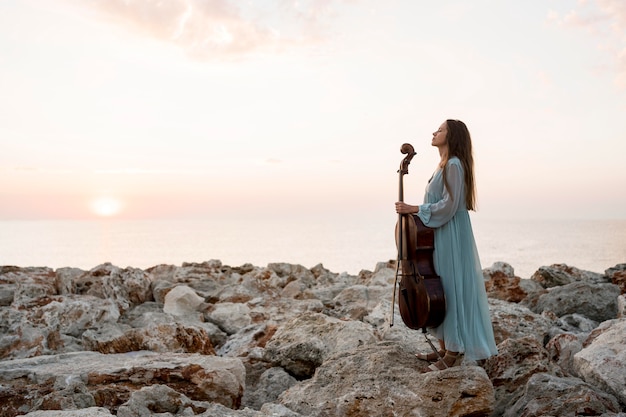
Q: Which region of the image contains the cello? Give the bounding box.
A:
[390,143,446,337]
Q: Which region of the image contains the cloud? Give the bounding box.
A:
[599,0,626,29]
[74,0,354,60]
[599,0,626,88]
[6,166,74,174]
[549,0,626,88]
[93,168,204,175]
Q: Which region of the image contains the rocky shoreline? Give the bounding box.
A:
[1,260,625,417]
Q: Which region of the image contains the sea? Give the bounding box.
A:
[1,216,625,279]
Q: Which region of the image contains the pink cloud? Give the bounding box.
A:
[598,0,626,31]
[549,0,626,88]
[593,0,626,87]
[74,0,353,60]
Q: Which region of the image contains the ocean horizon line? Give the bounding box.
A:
[1,217,624,279]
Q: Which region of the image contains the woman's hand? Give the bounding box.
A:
[395,202,418,214]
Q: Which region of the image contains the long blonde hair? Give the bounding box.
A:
[440,119,476,211]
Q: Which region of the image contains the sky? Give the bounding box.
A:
[1,0,625,222]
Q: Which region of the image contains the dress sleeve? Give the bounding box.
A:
[417,160,464,228]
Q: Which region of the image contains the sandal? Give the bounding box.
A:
[421,351,460,373]
[415,350,445,362]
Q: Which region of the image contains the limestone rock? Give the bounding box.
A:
[0,282,15,306]
[72,263,154,313]
[488,298,553,345]
[618,294,626,318]
[265,263,316,290]
[163,285,205,318]
[0,351,245,416]
[2,259,625,416]
[278,342,495,417]
[551,313,599,335]
[82,322,216,355]
[0,295,120,360]
[530,263,608,288]
[483,262,530,303]
[360,263,396,287]
[263,312,376,378]
[205,302,252,335]
[545,332,584,376]
[116,384,215,417]
[530,281,620,322]
[24,408,114,416]
[606,263,626,294]
[3,266,57,308]
[574,318,626,406]
[218,323,277,358]
[504,373,621,417]
[484,336,563,416]
[244,367,298,411]
[55,267,87,295]
[329,284,388,320]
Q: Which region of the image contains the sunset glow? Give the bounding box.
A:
[90,197,123,218]
[1,1,625,221]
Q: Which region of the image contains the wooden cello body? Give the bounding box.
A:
[391,143,446,331]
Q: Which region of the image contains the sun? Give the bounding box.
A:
[90,197,123,217]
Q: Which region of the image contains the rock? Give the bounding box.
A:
[41,295,121,338]
[205,302,252,335]
[5,266,57,308]
[2,259,625,416]
[116,384,216,417]
[218,323,277,358]
[151,279,177,305]
[266,263,316,290]
[215,273,267,304]
[0,295,120,360]
[263,312,376,378]
[364,298,439,356]
[243,367,298,411]
[55,267,87,295]
[530,281,620,322]
[606,263,626,294]
[0,308,57,360]
[484,336,563,416]
[82,322,216,355]
[147,260,227,289]
[278,342,495,417]
[0,283,15,306]
[488,298,553,345]
[552,313,599,335]
[163,285,205,318]
[361,263,396,287]
[545,332,584,376]
[483,262,529,303]
[329,284,388,320]
[504,373,621,417]
[72,264,154,313]
[482,262,546,305]
[618,294,626,318]
[0,351,245,416]
[530,263,608,288]
[24,408,114,416]
[574,318,626,406]
[258,403,304,417]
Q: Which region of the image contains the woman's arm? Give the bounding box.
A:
[417,160,464,228]
[395,202,419,214]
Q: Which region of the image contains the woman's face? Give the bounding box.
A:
[431,122,448,148]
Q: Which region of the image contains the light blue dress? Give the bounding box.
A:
[416,157,498,361]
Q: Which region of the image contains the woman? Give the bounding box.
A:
[395,119,497,373]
